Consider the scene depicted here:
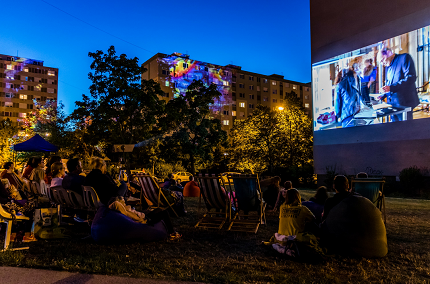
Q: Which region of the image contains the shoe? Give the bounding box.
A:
[74,216,88,223]
[169,232,182,241]
[23,234,37,242]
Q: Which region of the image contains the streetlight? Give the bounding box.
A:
[278,106,284,111]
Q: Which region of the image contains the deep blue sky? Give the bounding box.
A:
[2,0,311,114]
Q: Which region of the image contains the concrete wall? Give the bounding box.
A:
[311,0,430,176]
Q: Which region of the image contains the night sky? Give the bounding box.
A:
[2,0,311,114]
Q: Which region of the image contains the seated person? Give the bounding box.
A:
[261,176,282,209]
[302,186,328,223]
[273,181,293,211]
[62,158,86,196]
[163,173,174,189]
[91,196,180,243]
[278,189,316,239]
[28,157,46,184]
[353,172,381,205]
[321,175,387,257]
[183,176,200,197]
[1,162,28,200]
[50,162,66,187]
[22,157,35,180]
[83,157,127,206]
[169,180,184,193]
[45,155,62,185]
[321,175,356,222]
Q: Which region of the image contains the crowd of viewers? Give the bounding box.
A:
[0,157,387,257]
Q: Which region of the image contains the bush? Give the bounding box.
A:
[399,166,429,196]
[154,162,187,180]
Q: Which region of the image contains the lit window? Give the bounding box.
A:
[6,65,13,70]
[272,81,277,85]
[19,113,26,118]
[223,120,229,126]
[232,111,236,116]
[240,102,245,108]
[5,102,13,108]
[293,85,297,89]
[305,103,310,108]
[48,70,55,76]
[19,94,28,100]
[223,81,229,86]
[165,81,169,87]
[24,67,29,72]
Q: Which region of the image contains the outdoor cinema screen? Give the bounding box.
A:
[312,24,430,131]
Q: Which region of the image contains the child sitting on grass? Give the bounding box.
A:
[265,189,321,257]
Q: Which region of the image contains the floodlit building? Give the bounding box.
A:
[0,54,58,125]
[142,53,312,131]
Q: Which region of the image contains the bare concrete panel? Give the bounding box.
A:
[311,0,430,63]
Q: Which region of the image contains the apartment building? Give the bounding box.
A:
[0,54,58,126]
[142,53,311,131]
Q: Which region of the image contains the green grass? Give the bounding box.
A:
[1,191,430,283]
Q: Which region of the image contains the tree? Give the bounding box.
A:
[71,46,165,148]
[228,97,313,175]
[160,80,228,174]
[0,119,19,166]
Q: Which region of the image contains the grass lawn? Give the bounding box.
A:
[0,190,429,283]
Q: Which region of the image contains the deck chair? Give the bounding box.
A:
[227,174,266,233]
[0,204,30,251]
[195,174,231,230]
[82,186,102,211]
[351,177,386,224]
[136,173,179,217]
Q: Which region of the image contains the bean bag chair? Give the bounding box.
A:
[183,181,200,197]
[91,206,168,243]
[322,195,387,258]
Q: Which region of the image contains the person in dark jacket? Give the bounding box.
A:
[335,67,363,127]
[83,157,127,206]
[62,158,85,196]
[302,186,328,224]
[377,48,419,121]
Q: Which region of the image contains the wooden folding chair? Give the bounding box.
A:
[351,177,386,224]
[195,174,231,230]
[82,186,102,211]
[0,204,30,251]
[227,174,266,234]
[136,173,179,217]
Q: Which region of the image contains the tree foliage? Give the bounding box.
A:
[228,97,313,174]
[159,80,228,174]
[71,46,165,146]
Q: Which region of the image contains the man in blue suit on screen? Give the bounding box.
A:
[377,47,419,121]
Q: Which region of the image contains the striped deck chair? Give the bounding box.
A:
[351,178,386,224]
[227,174,266,234]
[136,173,179,217]
[195,174,231,230]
